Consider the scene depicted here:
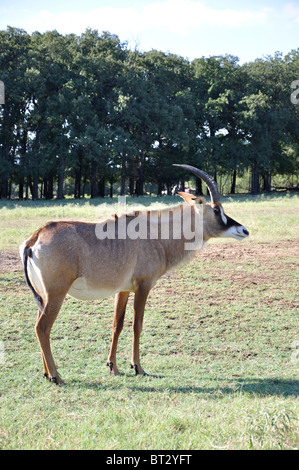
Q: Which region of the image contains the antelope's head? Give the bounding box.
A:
[174,164,249,242]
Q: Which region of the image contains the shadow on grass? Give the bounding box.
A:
[69,376,299,398]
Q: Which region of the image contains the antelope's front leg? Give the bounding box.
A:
[131,282,151,376]
[107,292,129,375]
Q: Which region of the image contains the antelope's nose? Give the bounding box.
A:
[243,228,249,236]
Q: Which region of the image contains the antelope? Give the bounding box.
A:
[20,165,249,384]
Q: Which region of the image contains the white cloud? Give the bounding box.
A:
[142,1,272,33]
[24,7,137,35]
[283,2,299,23]
[23,1,273,37]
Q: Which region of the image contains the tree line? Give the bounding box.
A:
[0,26,298,199]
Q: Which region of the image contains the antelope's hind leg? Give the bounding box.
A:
[36,309,49,379]
[35,294,65,385]
[107,292,130,375]
[131,282,151,376]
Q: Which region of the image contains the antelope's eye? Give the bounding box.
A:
[213,207,220,214]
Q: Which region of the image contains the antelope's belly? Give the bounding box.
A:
[68,276,131,301]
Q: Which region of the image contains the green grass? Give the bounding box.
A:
[0,193,298,449]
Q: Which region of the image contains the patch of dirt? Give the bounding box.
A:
[147,238,298,309]
[0,249,23,274]
[196,238,299,310]
[197,238,299,263]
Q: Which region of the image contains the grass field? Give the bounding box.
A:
[0,192,298,450]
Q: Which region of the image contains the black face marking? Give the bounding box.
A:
[225,215,242,228]
[213,207,241,229]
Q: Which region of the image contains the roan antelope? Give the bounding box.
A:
[20,165,249,384]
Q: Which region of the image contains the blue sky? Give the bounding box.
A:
[0,0,299,63]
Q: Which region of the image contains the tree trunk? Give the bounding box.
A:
[157,180,163,196]
[25,179,29,199]
[74,149,83,198]
[0,175,8,199]
[134,179,140,196]
[166,181,171,195]
[8,177,12,199]
[31,173,39,200]
[263,170,271,192]
[57,173,64,199]
[48,176,54,200]
[90,161,98,198]
[196,178,203,195]
[230,169,236,194]
[74,168,81,198]
[18,181,24,200]
[120,152,126,195]
[31,129,41,200]
[251,161,260,194]
[1,106,11,199]
[44,176,54,199]
[43,178,47,199]
[129,175,134,196]
[138,135,146,196]
[138,152,145,196]
[57,155,65,199]
[213,167,217,183]
[98,177,105,198]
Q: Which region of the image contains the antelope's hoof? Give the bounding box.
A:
[131,364,148,376]
[46,375,65,385]
[107,361,119,375]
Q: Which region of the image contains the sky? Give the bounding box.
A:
[0,0,299,63]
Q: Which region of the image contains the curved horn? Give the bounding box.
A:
[173,164,220,203]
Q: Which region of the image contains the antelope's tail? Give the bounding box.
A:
[20,241,44,311]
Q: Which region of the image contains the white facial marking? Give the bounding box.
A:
[223,225,249,240]
[219,207,227,225]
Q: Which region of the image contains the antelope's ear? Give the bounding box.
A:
[194,196,206,205]
[178,192,206,206]
[177,191,196,205]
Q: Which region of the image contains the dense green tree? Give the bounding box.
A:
[240,52,299,193]
[191,55,249,190]
[24,31,75,199]
[67,30,127,198]
[0,27,298,199]
[0,27,31,198]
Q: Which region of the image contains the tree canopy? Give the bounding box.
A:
[0,27,298,199]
